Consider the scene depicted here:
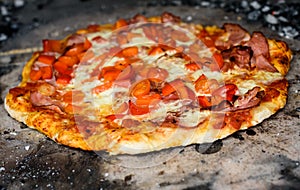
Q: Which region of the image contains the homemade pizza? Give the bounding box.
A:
[5,12,292,155]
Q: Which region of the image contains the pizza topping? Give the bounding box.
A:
[231,87,262,110]
[254,54,277,72]
[30,91,54,107]
[37,55,56,65]
[56,75,72,86]
[129,100,150,115]
[197,96,212,108]
[215,23,250,49]
[42,39,66,53]
[212,84,238,102]
[244,32,269,58]
[129,14,148,24]
[135,93,161,106]
[146,67,169,81]
[62,90,85,104]
[221,46,252,70]
[67,34,86,46]
[40,66,53,80]
[118,46,139,58]
[115,18,128,29]
[92,82,113,94]
[244,32,277,72]
[4,12,292,155]
[30,69,43,81]
[194,74,219,95]
[53,61,73,75]
[148,46,164,56]
[224,110,252,130]
[131,79,151,97]
[161,12,181,23]
[185,62,202,71]
[58,56,79,66]
[162,82,176,96]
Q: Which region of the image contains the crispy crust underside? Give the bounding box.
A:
[4,36,292,155]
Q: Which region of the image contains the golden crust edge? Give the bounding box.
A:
[268,39,292,76]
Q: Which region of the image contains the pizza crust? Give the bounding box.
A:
[4,13,292,155]
[268,39,292,76]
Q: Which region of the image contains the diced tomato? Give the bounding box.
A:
[117,34,128,45]
[198,29,208,39]
[148,47,164,55]
[100,66,121,82]
[212,84,238,102]
[135,93,161,106]
[120,46,138,57]
[83,39,92,50]
[211,52,224,71]
[42,39,66,53]
[92,82,112,94]
[103,69,121,82]
[185,62,202,71]
[129,101,149,115]
[131,79,151,97]
[53,61,73,75]
[162,83,176,96]
[106,114,117,121]
[62,90,85,104]
[115,19,127,29]
[64,104,82,114]
[37,55,56,65]
[197,30,215,48]
[194,74,209,94]
[65,44,85,56]
[198,96,212,108]
[56,75,72,85]
[200,37,215,48]
[40,66,53,79]
[30,69,42,81]
[58,56,79,66]
[87,24,101,32]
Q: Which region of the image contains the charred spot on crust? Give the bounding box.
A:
[195,140,223,154]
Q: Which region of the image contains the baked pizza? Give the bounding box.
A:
[5,12,292,155]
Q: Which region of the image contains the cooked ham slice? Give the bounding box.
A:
[221,45,252,70]
[244,32,277,72]
[255,54,277,72]
[161,12,181,23]
[214,87,264,112]
[30,84,64,114]
[244,32,269,58]
[215,23,250,49]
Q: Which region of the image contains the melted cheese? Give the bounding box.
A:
[69,21,282,129]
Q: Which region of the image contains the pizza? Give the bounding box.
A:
[4,12,292,155]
